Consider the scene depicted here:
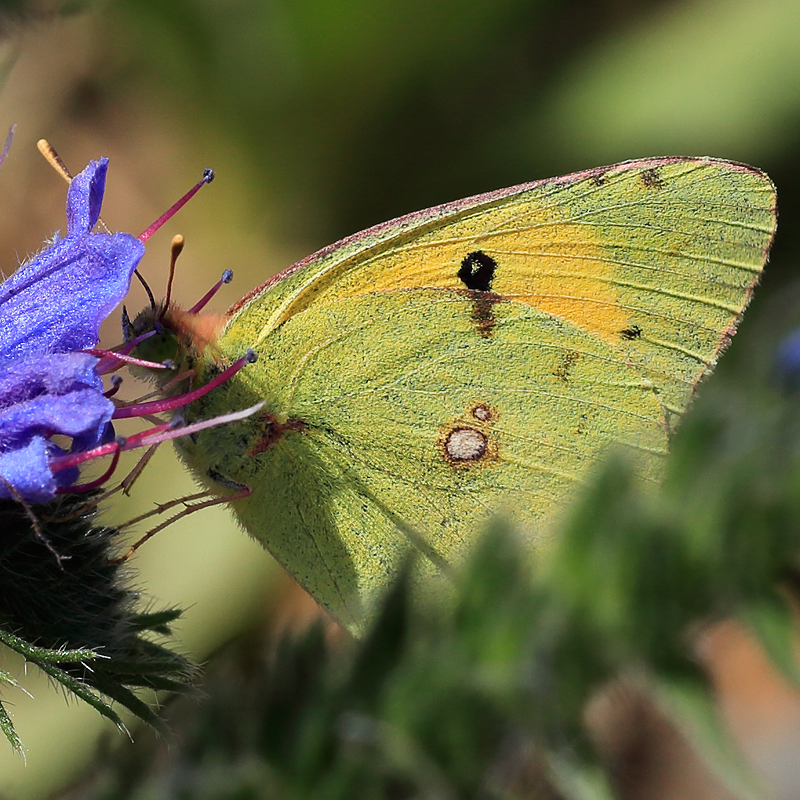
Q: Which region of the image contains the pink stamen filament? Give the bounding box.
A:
[127,402,265,448]
[52,439,125,471]
[114,329,156,355]
[188,269,234,314]
[138,169,215,243]
[104,376,123,398]
[112,350,256,419]
[57,448,121,494]
[96,329,158,373]
[84,348,171,371]
[124,369,194,405]
[49,401,264,474]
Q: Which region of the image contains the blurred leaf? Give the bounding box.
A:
[546,756,618,800]
[653,670,768,800]
[740,594,800,687]
[537,0,800,163]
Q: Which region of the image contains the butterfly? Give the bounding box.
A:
[136,157,777,632]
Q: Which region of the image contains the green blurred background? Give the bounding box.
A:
[1,0,800,796]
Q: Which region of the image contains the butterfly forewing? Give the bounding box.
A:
[180,157,776,630]
[234,158,775,420]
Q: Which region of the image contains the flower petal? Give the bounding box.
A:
[0,380,114,501]
[0,351,104,410]
[0,157,146,501]
[0,162,144,363]
[66,158,107,235]
[0,387,113,449]
[0,438,55,501]
[0,345,116,503]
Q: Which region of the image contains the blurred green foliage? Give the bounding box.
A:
[0,0,92,23]
[94,0,800,251]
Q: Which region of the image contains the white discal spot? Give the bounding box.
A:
[471,404,492,421]
[445,428,487,461]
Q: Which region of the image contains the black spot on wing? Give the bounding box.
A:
[469,292,501,338]
[620,325,643,340]
[457,251,501,337]
[458,251,497,292]
[554,351,579,383]
[640,168,663,189]
[590,171,608,186]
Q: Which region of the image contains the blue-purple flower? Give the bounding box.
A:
[0,159,144,501]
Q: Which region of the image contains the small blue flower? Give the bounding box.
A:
[0,158,144,501]
[777,328,800,387]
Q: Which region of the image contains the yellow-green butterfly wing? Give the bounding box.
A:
[166,158,776,631]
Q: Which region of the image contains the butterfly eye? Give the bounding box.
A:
[458,250,497,292]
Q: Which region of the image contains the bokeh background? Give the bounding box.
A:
[1,0,800,797]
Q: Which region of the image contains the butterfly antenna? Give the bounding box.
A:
[159,234,185,321]
[137,268,157,313]
[0,124,16,170]
[138,168,214,243]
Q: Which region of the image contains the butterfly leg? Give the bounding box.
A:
[109,475,252,564]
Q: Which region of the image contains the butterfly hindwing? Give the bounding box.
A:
[171,157,776,629]
[184,289,668,625]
